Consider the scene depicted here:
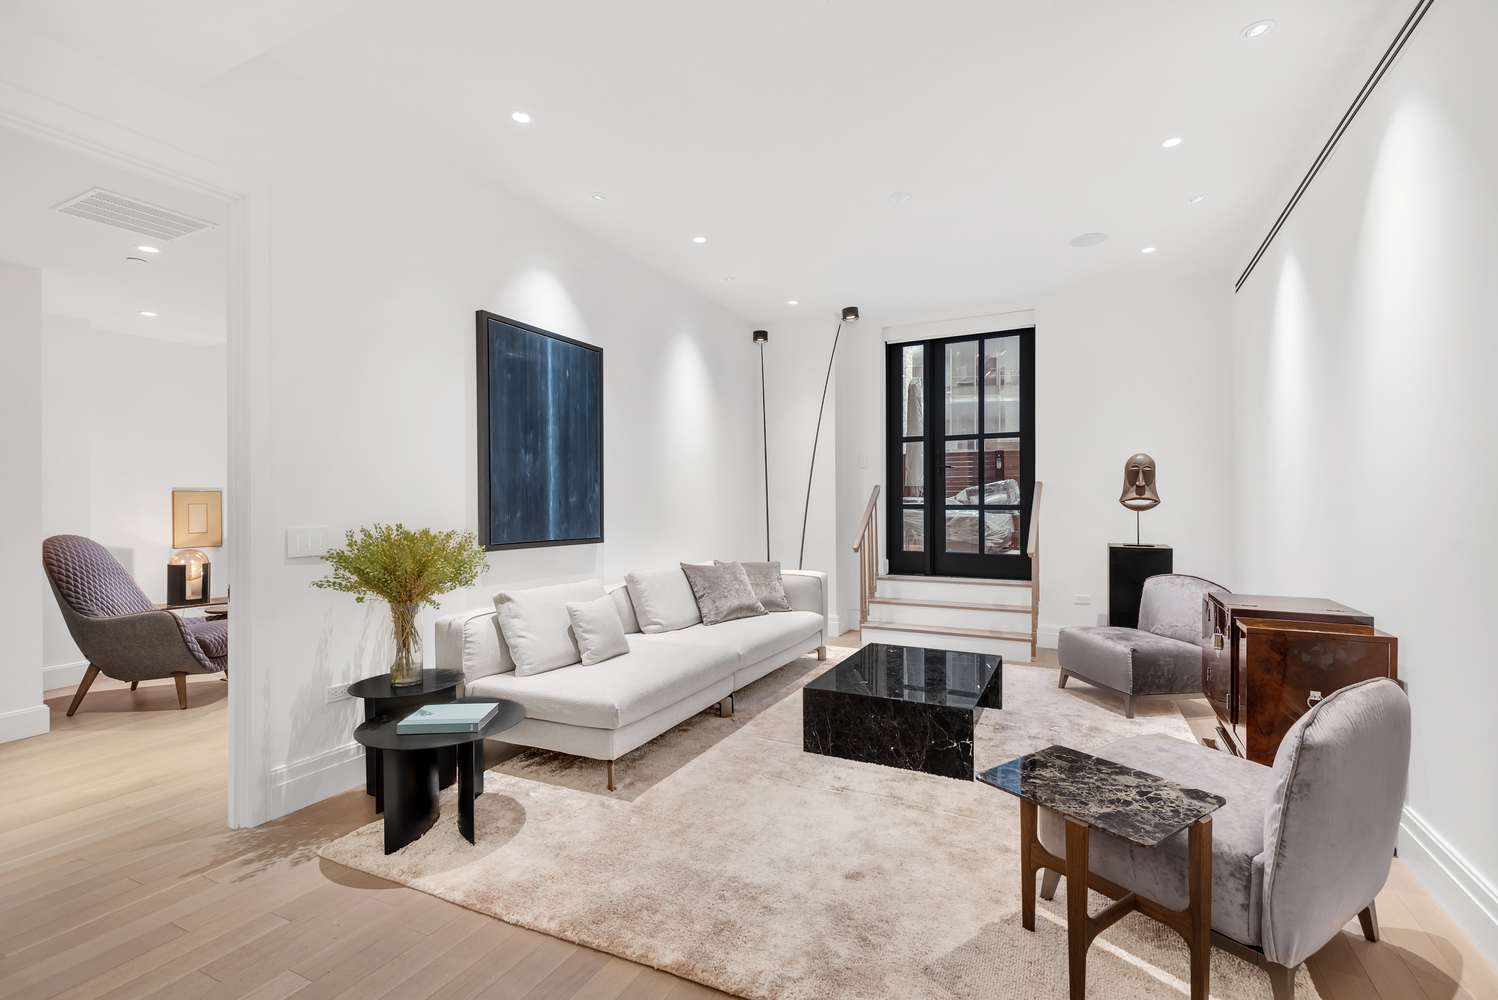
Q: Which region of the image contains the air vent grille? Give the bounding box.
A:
[52,188,215,242]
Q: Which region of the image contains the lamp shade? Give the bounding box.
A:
[172,490,222,548]
[167,548,211,604]
[753,330,768,344]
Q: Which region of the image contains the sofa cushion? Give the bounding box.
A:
[625,567,703,633]
[632,610,823,669]
[682,561,766,625]
[566,594,630,666]
[608,583,640,634]
[1057,625,1201,697]
[1038,733,1275,946]
[732,560,792,612]
[466,635,737,729]
[495,579,607,676]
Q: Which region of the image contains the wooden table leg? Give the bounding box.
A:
[1065,817,1090,1000]
[1021,799,1037,931]
[1189,816,1212,1000]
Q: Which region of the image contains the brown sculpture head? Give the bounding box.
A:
[1119,453,1160,511]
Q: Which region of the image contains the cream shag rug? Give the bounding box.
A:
[321,651,1319,1000]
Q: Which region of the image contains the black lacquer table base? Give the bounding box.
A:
[348,668,467,806]
[353,697,525,855]
[802,643,1002,780]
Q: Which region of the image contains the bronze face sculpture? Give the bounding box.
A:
[1119,453,1160,512]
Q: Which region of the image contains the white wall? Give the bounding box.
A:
[1231,0,1498,964]
[40,315,229,689]
[834,275,1236,647]
[0,260,48,743]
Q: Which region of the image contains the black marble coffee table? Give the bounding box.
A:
[802,643,1001,780]
[979,745,1226,1000]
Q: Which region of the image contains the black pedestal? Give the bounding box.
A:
[1108,544,1173,630]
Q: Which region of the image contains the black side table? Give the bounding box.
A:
[354,697,525,854]
[349,669,466,801]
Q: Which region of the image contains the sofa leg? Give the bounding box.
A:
[1057,670,1068,689]
[1125,695,1135,719]
[1040,868,1061,901]
[1265,962,1296,1000]
[130,680,138,691]
[719,696,733,718]
[606,760,615,792]
[817,645,827,661]
[1358,901,1380,943]
[67,664,101,717]
[174,673,188,710]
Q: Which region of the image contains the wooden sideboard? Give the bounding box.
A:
[1201,594,1396,764]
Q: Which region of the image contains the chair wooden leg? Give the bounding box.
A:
[67,664,101,717]
[1265,961,1296,1000]
[1358,901,1380,943]
[130,680,138,691]
[606,759,615,792]
[1057,670,1069,689]
[174,673,188,710]
[1020,800,1037,931]
[1041,868,1061,900]
[1189,816,1212,1000]
[1064,818,1090,1000]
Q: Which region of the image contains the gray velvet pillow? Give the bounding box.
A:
[681,562,767,625]
[725,560,792,612]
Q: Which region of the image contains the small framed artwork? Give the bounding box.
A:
[172,489,223,549]
[476,312,603,550]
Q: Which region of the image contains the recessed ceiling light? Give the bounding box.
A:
[1069,232,1108,247]
[1242,20,1275,39]
[1161,136,1183,148]
[693,236,706,243]
[136,245,159,253]
[1142,247,1156,254]
[725,276,737,282]
[511,111,532,123]
[140,311,157,317]
[589,192,607,201]
[889,191,912,203]
[1190,194,1208,203]
[788,300,799,306]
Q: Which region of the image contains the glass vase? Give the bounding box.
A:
[388,601,424,686]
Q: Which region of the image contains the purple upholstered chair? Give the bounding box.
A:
[42,535,227,715]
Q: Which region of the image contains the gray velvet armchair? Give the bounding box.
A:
[43,534,227,715]
[1036,677,1411,999]
[1057,574,1229,717]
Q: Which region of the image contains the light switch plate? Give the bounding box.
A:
[287,526,332,559]
[1073,594,1091,605]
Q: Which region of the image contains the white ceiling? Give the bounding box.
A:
[2,1,1404,323]
[0,126,227,346]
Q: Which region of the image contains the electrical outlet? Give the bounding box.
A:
[325,683,351,704]
[1073,594,1091,605]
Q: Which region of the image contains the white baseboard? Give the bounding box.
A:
[268,741,366,819]
[1399,806,1498,968]
[827,613,842,638]
[43,660,89,691]
[1037,624,1061,648]
[0,703,49,744]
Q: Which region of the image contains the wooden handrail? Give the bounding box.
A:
[853,484,881,552]
[1027,481,1043,558]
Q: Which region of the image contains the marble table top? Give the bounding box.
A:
[977,744,1226,847]
[803,643,1000,709]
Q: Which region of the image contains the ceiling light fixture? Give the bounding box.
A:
[1142,247,1156,254]
[1069,232,1108,247]
[1190,194,1208,203]
[693,236,706,243]
[889,191,912,203]
[725,276,737,282]
[140,311,157,317]
[1242,20,1275,39]
[589,192,607,201]
[511,111,532,123]
[788,300,799,305]
[136,245,159,253]
[1161,136,1183,148]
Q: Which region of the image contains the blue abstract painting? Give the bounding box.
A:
[478,313,602,548]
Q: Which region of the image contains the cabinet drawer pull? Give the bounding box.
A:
[1307,690,1324,709]
[1212,633,1224,651]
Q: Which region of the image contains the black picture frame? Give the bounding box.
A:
[475,311,604,551]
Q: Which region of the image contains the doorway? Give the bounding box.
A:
[886,328,1034,579]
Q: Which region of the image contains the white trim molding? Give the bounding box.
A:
[1037,624,1062,648]
[1399,806,1498,967]
[268,741,366,819]
[42,660,89,691]
[884,309,1036,344]
[0,704,49,744]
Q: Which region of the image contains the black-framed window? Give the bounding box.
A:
[887,328,1034,579]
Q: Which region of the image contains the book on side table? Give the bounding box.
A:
[397,702,499,734]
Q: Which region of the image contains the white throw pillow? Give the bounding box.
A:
[493,579,607,676]
[625,567,704,633]
[565,594,631,665]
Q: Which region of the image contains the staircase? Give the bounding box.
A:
[852,483,1042,664]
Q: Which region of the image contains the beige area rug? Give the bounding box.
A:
[320,651,1319,1000]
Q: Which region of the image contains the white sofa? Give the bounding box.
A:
[434,570,827,789]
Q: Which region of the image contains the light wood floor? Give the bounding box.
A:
[4,652,1495,1000]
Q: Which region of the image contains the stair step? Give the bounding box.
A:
[858,622,1033,662]
[858,620,1032,642]
[869,596,1032,614]
[879,574,1031,588]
